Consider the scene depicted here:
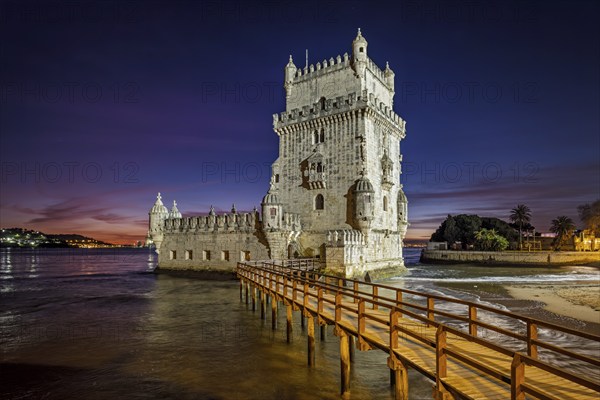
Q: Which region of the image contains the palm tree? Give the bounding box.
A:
[549,216,575,251]
[510,204,532,250]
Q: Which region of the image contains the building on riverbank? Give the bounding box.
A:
[146,30,409,278]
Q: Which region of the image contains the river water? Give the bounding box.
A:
[1,248,598,399]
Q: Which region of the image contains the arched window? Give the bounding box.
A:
[315,194,324,210]
[319,128,325,143]
[383,196,388,211]
[313,131,319,144]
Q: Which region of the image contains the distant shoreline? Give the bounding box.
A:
[421,249,600,267]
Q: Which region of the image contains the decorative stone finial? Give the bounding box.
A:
[231,203,237,213]
[157,192,162,200]
[209,205,215,216]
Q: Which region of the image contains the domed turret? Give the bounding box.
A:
[150,192,168,215]
[147,192,169,252]
[355,176,374,193]
[262,177,283,229]
[397,185,408,232]
[352,28,368,78]
[352,176,374,231]
[262,191,280,205]
[169,200,182,219]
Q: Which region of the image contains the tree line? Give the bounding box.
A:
[430,199,599,251]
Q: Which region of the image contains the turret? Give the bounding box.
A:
[147,192,169,252]
[261,178,283,230]
[352,28,368,78]
[284,55,297,98]
[169,200,182,219]
[384,61,395,92]
[352,176,374,231]
[397,185,408,237]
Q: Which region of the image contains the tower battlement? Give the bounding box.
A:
[163,211,260,233]
[273,91,406,134]
[289,54,389,88]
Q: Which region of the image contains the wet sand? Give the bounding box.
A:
[505,284,600,324]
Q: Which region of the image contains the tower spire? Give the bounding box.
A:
[305,49,308,69]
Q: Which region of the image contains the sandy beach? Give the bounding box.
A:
[506,284,600,324]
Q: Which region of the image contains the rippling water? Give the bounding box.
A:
[1,248,598,399]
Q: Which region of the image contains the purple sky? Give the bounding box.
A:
[1,0,599,244]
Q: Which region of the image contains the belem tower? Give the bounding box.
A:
[147,30,409,278]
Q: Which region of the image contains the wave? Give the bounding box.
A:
[395,273,599,284]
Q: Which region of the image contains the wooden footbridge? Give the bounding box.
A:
[236,260,600,399]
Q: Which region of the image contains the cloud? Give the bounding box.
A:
[92,213,124,223]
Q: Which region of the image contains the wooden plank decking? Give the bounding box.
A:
[237,261,600,399]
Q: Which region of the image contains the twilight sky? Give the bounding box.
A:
[1,0,599,244]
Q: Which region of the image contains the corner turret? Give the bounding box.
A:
[352,28,368,78]
[384,61,395,92]
[147,192,169,252]
[352,176,375,232]
[284,55,297,98]
[397,185,408,238]
[169,200,182,219]
[261,178,283,230]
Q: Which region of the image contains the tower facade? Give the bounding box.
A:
[270,29,409,276]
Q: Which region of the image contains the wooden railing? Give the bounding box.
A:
[237,261,600,399]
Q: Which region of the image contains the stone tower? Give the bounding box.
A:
[148,30,408,278]
[270,29,408,276]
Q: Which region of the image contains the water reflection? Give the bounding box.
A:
[1,248,12,279]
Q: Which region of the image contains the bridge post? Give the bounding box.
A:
[511,353,525,400]
[307,314,315,367]
[251,285,256,311]
[339,330,351,398]
[245,282,249,305]
[320,325,326,341]
[435,326,453,400]
[286,303,293,343]
[239,281,243,301]
[372,286,378,310]
[260,291,266,320]
[396,291,403,317]
[468,305,477,336]
[272,296,278,330]
[388,356,408,400]
[427,297,435,326]
[527,321,538,358]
